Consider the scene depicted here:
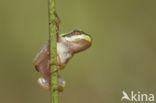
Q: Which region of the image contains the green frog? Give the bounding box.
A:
[33,30,92,91]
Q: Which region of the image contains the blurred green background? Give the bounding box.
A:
[0,0,156,103]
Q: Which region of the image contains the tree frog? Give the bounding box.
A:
[33,29,92,91]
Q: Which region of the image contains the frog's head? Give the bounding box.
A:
[60,29,92,53]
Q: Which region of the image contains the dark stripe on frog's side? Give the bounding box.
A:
[62,30,89,37]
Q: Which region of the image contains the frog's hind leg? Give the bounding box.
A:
[33,41,49,68]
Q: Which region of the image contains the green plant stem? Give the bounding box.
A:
[48,0,59,103]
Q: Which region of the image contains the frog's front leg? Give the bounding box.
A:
[50,54,66,73]
[38,75,66,92]
[50,65,66,74]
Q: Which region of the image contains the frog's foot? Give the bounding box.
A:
[38,77,50,90]
[58,75,66,92]
[38,76,66,92]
